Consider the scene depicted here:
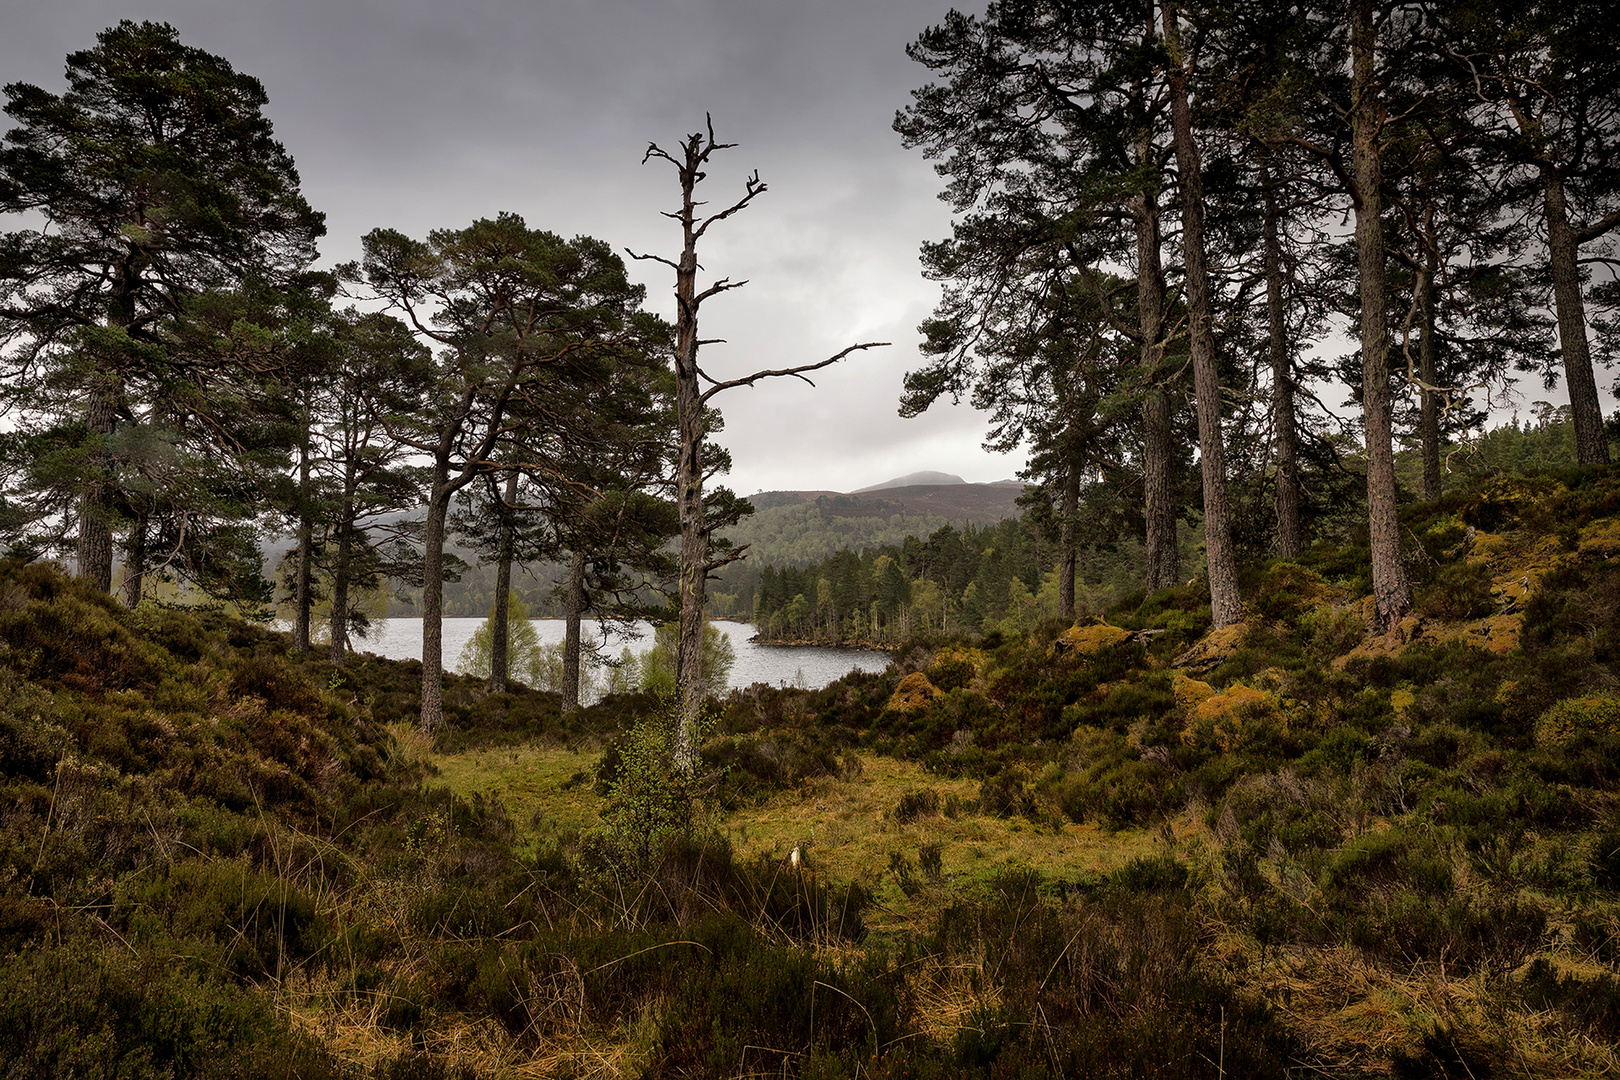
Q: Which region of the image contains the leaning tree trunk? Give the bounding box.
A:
[1543,171,1612,466]
[1262,156,1303,558]
[1164,0,1242,628]
[561,547,587,714]
[1133,154,1179,594]
[487,472,519,693]
[1351,0,1411,631]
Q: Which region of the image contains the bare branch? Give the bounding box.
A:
[703,542,751,575]
[624,248,680,272]
[695,277,749,305]
[698,342,889,402]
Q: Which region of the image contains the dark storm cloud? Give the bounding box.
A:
[2,0,1025,493]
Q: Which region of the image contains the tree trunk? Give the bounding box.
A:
[1058,466,1078,620]
[329,504,353,666]
[669,156,709,773]
[487,471,518,693]
[561,547,586,713]
[119,513,148,608]
[1163,0,1241,629]
[1133,132,1179,593]
[420,472,451,733]
[293,437,313,654]
[1262,156,1302,558]
[1418,241,1443,500]
[1543,171,1612,466]
[78,372,120,592]
[1351,0,1411,632]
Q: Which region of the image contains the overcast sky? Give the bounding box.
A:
[3,0,1032,496]
[6,3,1610,499]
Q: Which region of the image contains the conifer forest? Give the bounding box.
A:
[5,5,1620,1077]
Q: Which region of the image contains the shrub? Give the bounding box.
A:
[1247,561,1334,624]
[1415,560,1495,620]
[120,859,328,980]
[893,787,941,824]
[0,943,344,1078]
[588,700,710,873]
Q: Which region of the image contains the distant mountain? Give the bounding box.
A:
[723,479,1028,566]
[854,470,965,492]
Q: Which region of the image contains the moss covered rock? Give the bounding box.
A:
[887,671,944,713]
[1052,623,1131,658]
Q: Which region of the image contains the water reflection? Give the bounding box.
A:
[357,617,891,693]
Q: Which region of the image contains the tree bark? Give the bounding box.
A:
[660,138,714,772]
[1163,0,1242,629]
[1262,156,1303,558]
[487,471,518,694]
[78,372,119,592]
[119,513,148,608]
[420,469,452,733]
[561,547,586,713]
[329,501,355,666]
[1543,171,1612,466]
[1133,131,1179,594]
[1417,241,1443,500]
[1058,466,1078,620]
[673,242,708,769]
[293,436,313,654]
[1351,0,1411,631]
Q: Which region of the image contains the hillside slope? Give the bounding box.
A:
[4,466,1620,1077]
[722,482,1026,567]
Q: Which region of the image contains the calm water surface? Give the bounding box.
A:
[358,618,891,692]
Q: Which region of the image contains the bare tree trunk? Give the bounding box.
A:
[1351,0,1411,631]
[119,513,148,608]
[487,471,518,693]
[1543,172,1612,466]
[561,547,586,713]
[635,124,881,767]
[1058,467,1078,620]
[673,239,708,769]
[1163,0,1241,628]
[78,373,119,592]
[1262,156,1302,558]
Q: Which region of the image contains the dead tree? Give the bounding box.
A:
[630,118,886,772]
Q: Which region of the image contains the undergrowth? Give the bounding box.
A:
[5,467,1620,1075]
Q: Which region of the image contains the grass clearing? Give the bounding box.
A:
[413,734,1162,937]
[399,723,603,843]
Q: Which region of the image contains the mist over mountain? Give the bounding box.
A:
[854,471,966,492]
